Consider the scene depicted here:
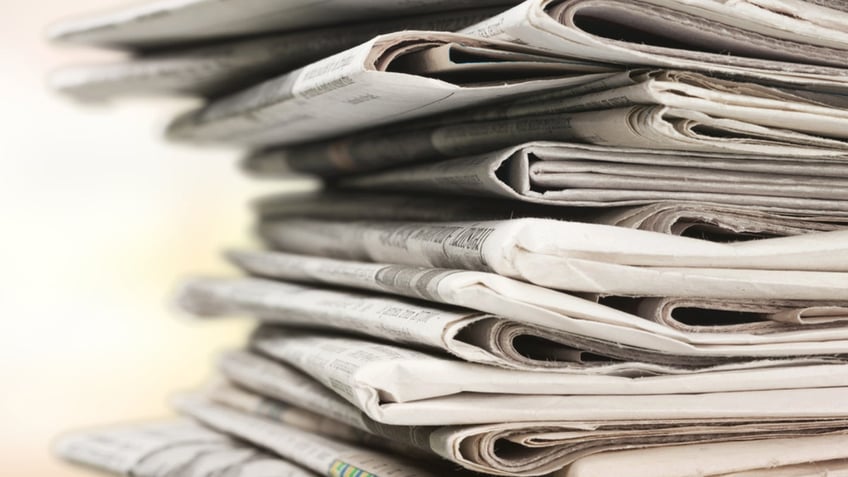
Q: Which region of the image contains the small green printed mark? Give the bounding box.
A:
[328,459,378,477]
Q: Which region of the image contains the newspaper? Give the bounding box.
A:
[249,328,848,426]
[215,352,848,476]
[223,249,848,361]
[48,0,518,48]
[51,9,503,100]
[207,356,848,476]
[174,396,441,477]
[243,108,848,178]
[258,217,848,298]
[241,71,641,177]
[55,419,317,477]
[461,0,848,90]
[342,141,848,216]
[181,275,640,370]
[254,190,848,239]
[166,31,618,146]
[244,78,848,178]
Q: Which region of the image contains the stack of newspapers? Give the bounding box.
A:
[53,1,848,476]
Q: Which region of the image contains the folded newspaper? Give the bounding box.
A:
[55,420,317,477]
[258,217,848,297]
[462,0,848,88]
[50,9,503,100]
[48,0,518,48]
[180,250,848,365]
[244,69,848,178]
[209,350,848,476]
[341,141,848,215]
[235,248,848,333]
[165,31,618,146]
[188,389,848,477]
[255,190,848,239]
[246,327,848,426]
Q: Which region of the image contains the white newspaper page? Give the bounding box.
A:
[250,329,848,426]
[49,0,518,48]
[461,0,848,89]
[214,351,848,476]
[166,31,617,146]
[178,275,587,370]
[56,420,317,477]
[227,249,848,360]
[259,217,848,298]
[50,9,502,100]
[175,396,441,477]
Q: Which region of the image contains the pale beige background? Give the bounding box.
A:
[0,1,309,474]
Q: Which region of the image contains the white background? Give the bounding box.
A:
[0,0,311,474]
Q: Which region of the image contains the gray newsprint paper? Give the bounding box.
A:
[461,0,848,90]
[214,350,848,477]
[55,419,317,477]
[258,217,848,298]
[50,9,502,100]
[248,329,848,426]
[48,0,517,48]
[166,31,617,146]
[192,249,848,364]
